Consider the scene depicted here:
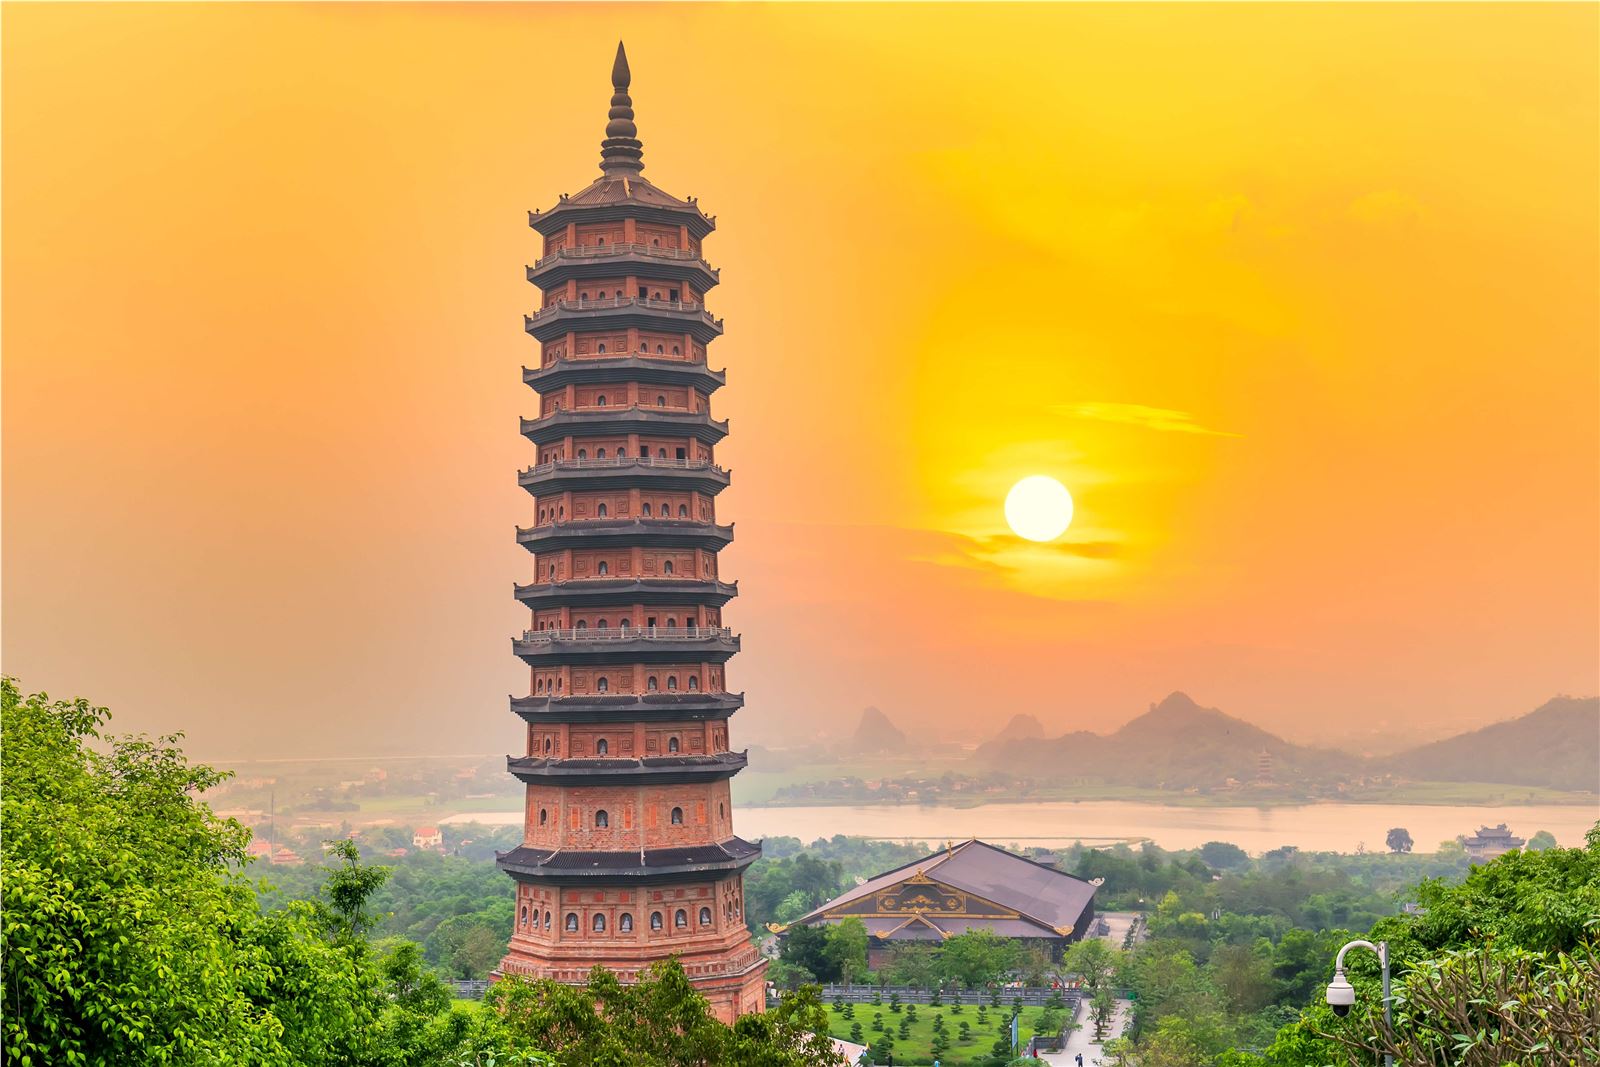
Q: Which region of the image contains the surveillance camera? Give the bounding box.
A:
[1326,972,1355,1017]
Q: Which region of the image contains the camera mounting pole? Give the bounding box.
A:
[1330,939,1392,1067]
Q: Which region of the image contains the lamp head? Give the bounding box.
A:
[1326,970,1355,1017]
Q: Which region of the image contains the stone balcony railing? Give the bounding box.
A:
[525,296,722,330]
[519,625,733,643]
[531,242,717,271]
[518,455,727,478]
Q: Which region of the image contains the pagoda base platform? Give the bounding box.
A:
[494,942,768,1023]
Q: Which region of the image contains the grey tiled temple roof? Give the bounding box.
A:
[796,839,1097,938]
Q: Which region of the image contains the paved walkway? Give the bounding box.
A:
[1039,998,1132,1066]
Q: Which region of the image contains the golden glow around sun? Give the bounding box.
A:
[1005,475,1075,542]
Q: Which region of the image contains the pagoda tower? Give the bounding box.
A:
[496,43,767,1021]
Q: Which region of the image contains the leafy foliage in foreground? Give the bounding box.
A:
[2,678,314,1064]
[492,963,843,1066]
[1329,944,1600,1066]
[0,678,848,1066]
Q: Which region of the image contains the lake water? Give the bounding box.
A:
[443,799,1599,854]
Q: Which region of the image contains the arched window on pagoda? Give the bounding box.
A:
[592,914,606,933]
[596,677,609,693]
[650,912,663,931]
[595,810,609,829]
[597,561,609,575]
[663,561,674,575]
[674,909,687,929]
[668,736,680,753]
[620,913,634,932]
[699,907,712,927]
[565,913,578,932]
[671,807,683,825]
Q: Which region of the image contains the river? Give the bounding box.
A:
[442,798,1598,854]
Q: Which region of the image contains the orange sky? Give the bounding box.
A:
[4,3,1597,757]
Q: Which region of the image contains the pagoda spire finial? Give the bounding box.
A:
[600,40,644,175]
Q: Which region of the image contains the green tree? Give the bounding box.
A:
[885,943,941,989]
[1323,944,1599,1067]
[1062,937,1123,993]
[1200,841,1252,870]
[1527,829,1559,851]
[1385,827,1414,854]
[824,916,870,985]
[1206,942,1276,1014]
[0,679,386,1067]
[940,929,1018,988]
[489,960,842,1066]
[774,890,812,924]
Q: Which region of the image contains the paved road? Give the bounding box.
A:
[1040,998,1131,1066]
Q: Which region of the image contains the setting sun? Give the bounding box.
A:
[1005,475,1075,543]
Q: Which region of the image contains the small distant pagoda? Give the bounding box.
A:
[494,43,766,1021]
[1462,824,1525,862]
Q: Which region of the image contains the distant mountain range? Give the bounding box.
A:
[965,692,1598,793]
[974,692,1361,789]
[1384,696,1599,792]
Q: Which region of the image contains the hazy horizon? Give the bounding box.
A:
[5,4,1597,759]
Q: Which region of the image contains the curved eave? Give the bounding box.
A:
[529,201,716,240]
[520,410,728,446]
[507,751,747,786]
[519,462,730,496]
[525,305,722,345]
[523,357,726,394]
[527,256,718,292]
[512,634,740,665]
[514,578,739,608]
[516,520,734,553]
[498,838,761,886]
[511,692,745,723]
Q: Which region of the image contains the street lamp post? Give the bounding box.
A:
[1325,939,1392,1067]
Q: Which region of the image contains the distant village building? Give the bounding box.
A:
[1463,824,1524,861]
[412,826,444,850]
[782,840,1098,969]
[1255,749,1274,784]
[271,846,304,866]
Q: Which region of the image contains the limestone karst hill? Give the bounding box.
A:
[1384,696,1599,792]
[977,691,1361,788]
[976,692,1599,793]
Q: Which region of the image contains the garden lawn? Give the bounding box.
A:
[821,1003,1060,1066]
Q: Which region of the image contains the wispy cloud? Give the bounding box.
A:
[1060,402,1241,438]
